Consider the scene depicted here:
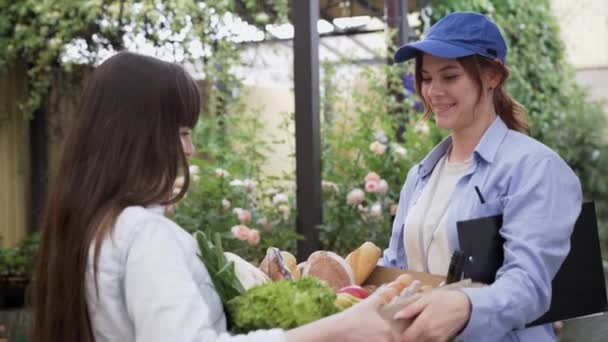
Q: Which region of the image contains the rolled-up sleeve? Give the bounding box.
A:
[124,219,287,342]
[459,154,582,340]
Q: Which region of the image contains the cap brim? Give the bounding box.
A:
[394,39,476,63]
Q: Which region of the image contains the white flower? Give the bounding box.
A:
[229,179,244,187]
[222,198,231,210]
[374,130,388,144]
[321,180,339,193]
[189,165,200,176]
[272,193,289,204]
[215,168,230,178]
[369,141,387,155]
[277,204,291,220]
[414,122,430,135]
[393,144,408,158]
[370,203,382,218]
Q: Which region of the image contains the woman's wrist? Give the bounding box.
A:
[285,310,349,342]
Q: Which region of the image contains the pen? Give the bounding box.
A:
[474,186,486,204]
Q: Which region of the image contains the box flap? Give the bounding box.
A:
[364,266,445,287]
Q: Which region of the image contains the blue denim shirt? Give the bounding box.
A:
[379,117,582,341]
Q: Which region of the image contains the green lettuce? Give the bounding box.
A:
[227,277,341,332]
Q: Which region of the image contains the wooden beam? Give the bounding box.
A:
[293,0,322,260]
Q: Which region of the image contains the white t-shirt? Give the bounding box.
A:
[85,205,286,342]
[403,153,471,275]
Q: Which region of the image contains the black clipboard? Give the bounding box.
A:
[456,202,608,326]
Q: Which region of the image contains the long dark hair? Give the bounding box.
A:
[32,51,200,342]
[415,54,529,134]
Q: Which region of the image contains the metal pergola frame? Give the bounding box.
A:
[293,0,412,259]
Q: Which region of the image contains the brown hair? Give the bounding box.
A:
[414,54,529,134]
[32,51,200,342]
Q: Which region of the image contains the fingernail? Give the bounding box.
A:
[393,311,406,320]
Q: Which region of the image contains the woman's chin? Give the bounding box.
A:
[435,117,455,130]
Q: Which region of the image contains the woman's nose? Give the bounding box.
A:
[182,138,195,157]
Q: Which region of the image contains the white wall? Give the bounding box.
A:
[552,0,608,109]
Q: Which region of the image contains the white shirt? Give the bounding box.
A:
[403,154,470,275]
[85,205,286,342]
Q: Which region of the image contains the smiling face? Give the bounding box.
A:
[417,54,497,134]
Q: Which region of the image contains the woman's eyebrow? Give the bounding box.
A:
[421,65,460,74]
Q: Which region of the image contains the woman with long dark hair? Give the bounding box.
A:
[32,52,402,342]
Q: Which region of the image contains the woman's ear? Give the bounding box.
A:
[483,65,503,90]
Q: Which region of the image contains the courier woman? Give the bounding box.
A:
[380,12,582,342]
[32,51,403,342]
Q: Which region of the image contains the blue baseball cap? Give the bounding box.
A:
[394,12,507,63]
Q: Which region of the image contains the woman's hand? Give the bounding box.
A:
[339,291,403,342]
[287,291,402,342]
[394,290,471,342]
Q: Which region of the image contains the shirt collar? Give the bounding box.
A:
[417,116,509,177]
[145,204,166,215]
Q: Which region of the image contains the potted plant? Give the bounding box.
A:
[0,234,38,310]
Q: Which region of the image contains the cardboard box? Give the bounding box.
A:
[363,266,446,287]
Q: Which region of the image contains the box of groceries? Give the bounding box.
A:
[197,232,454,333]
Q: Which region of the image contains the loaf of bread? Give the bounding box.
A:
[346,241,382,285]
[302,251,355,291]
[259,247,293,281]
[280,251,301,280]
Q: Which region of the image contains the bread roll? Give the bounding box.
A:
[346,241,382,285]
[280,251,301,280]
[259,247,293,281]
[302,251,355,291]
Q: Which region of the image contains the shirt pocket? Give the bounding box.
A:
[475,198,504,217]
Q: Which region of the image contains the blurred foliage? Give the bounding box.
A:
[428,0,608,255]
[0,234,39,282]
[0,0,289,124]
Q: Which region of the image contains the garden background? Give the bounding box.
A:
[0,0,607,340]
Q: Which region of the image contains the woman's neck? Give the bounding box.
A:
[449,112,497,163]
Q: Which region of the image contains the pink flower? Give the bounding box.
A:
[257,217,272,231]
[390,204,398,216]
[247,229,261,245]
[377,179,389,194]
[243,179,257,192]
[370,203,382,218]
[369,141,387,155]
[237,209,252,224]
[364,172,381,183]
[346,189,365,205]
[365,180,378,193]
[231,225,251,241]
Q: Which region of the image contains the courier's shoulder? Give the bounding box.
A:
[498,130,563,164]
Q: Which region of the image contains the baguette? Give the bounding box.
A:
[346,241,382,285]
